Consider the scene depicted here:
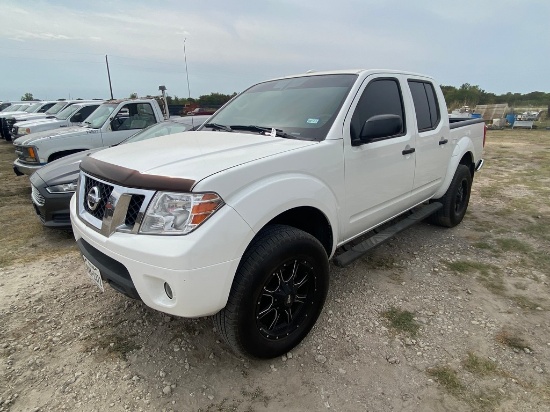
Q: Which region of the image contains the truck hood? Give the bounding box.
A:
[90,130,318,183]
[35,148,100,185]
[13,113,55,122]
[16,118,63,128]
[13,126,89,146]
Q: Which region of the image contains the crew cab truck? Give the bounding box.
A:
[12,101,103,139]
[70,69,485,359]
[13,98,165,176]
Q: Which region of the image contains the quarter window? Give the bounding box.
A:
[350,78,405,143]
[408,80,440,131]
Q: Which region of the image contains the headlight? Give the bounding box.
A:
[140,192,223,235]
[19,146,39,163]
[46,180,78,194]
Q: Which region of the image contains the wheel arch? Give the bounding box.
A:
[48,149,87,163]
[432,136,476,199]
[264,206,333,257]
[223,174,340,258]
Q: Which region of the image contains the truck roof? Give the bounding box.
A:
[103,98,159,104]
[269,68,434,82]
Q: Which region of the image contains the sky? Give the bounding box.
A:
[1,0,548,102]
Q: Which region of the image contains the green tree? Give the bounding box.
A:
[21,92,35,101]
[129,92,138,99]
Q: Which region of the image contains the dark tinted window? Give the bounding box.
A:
[425,83,440,127]
[77,105,100,121]
[408,80,440,131]
[350,78,405,142]
[38,103,56,113]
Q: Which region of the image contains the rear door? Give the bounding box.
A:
[407,79,451,202]
[342,75,416,240]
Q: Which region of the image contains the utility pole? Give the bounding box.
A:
[183,39,191,100]
[105,55,114,100]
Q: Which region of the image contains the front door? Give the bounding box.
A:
[342,76,416,241]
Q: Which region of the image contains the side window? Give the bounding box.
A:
[76,105,99,121]
[38,103,56,113]
[350,78,405,143]
[408,80,440,131]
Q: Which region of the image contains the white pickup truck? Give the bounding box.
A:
[70,69,485,358]
[11,101,103,139]
[1,101,70,141]
[13,98,166,176]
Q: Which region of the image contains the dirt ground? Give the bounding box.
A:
[1,129,549,412]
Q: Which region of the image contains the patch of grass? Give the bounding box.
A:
[463,352,497,376]
[479,276,506,295]
[366,254,400,270]
[381,307,419,336]
[495,238,532,254]
[479,185,500,199]
[472,389,506,411]
[511,295,541,310]
[445,260,496,276]
[514,282,527,290]
[473,241,494,251]
[495,329,531,351]
[83,333,141,360]
[427,366,464,396]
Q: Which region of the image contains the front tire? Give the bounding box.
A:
[429,164,472,228]
[214,224,329,359]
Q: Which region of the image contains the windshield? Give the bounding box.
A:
[56,104,80,120]
[25,103,41,112]
[203,74,357,141]
[121,120,194,144]
[45,102,67,115]
[84,104,116,129]
[2,104,21,112]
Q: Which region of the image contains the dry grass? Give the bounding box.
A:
[0,141,77,267]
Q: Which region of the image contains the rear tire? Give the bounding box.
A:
[213,224,329,359]
[429,164,472,228]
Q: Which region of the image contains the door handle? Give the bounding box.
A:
[439,139,448,145]
[402,148,415,155]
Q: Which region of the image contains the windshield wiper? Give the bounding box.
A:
[229,125,299,139]
[204,123,233,132]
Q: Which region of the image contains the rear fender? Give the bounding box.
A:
[432,136,474,199]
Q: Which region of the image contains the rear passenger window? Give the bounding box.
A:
[408,80,440,131]
[350,78,405,143]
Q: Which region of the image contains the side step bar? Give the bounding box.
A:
[333,202,443,268]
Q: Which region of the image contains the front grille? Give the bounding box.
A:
[125,195,145,226]
[83,176,114,220]
[78,172,155,235]
[31,185,45,206]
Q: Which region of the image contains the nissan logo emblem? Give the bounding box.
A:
[87,186,101,211]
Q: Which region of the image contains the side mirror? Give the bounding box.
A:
[360,114,403,142]
[71,113,83,123]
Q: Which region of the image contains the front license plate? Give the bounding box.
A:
[82,255,104,292]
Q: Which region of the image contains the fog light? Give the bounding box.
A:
[164,282,173,299]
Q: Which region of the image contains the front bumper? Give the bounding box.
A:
[29,173,72,228]
[13,159,43,176]
[70,195,255,318]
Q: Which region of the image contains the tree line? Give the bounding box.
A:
[441,84,549,109]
